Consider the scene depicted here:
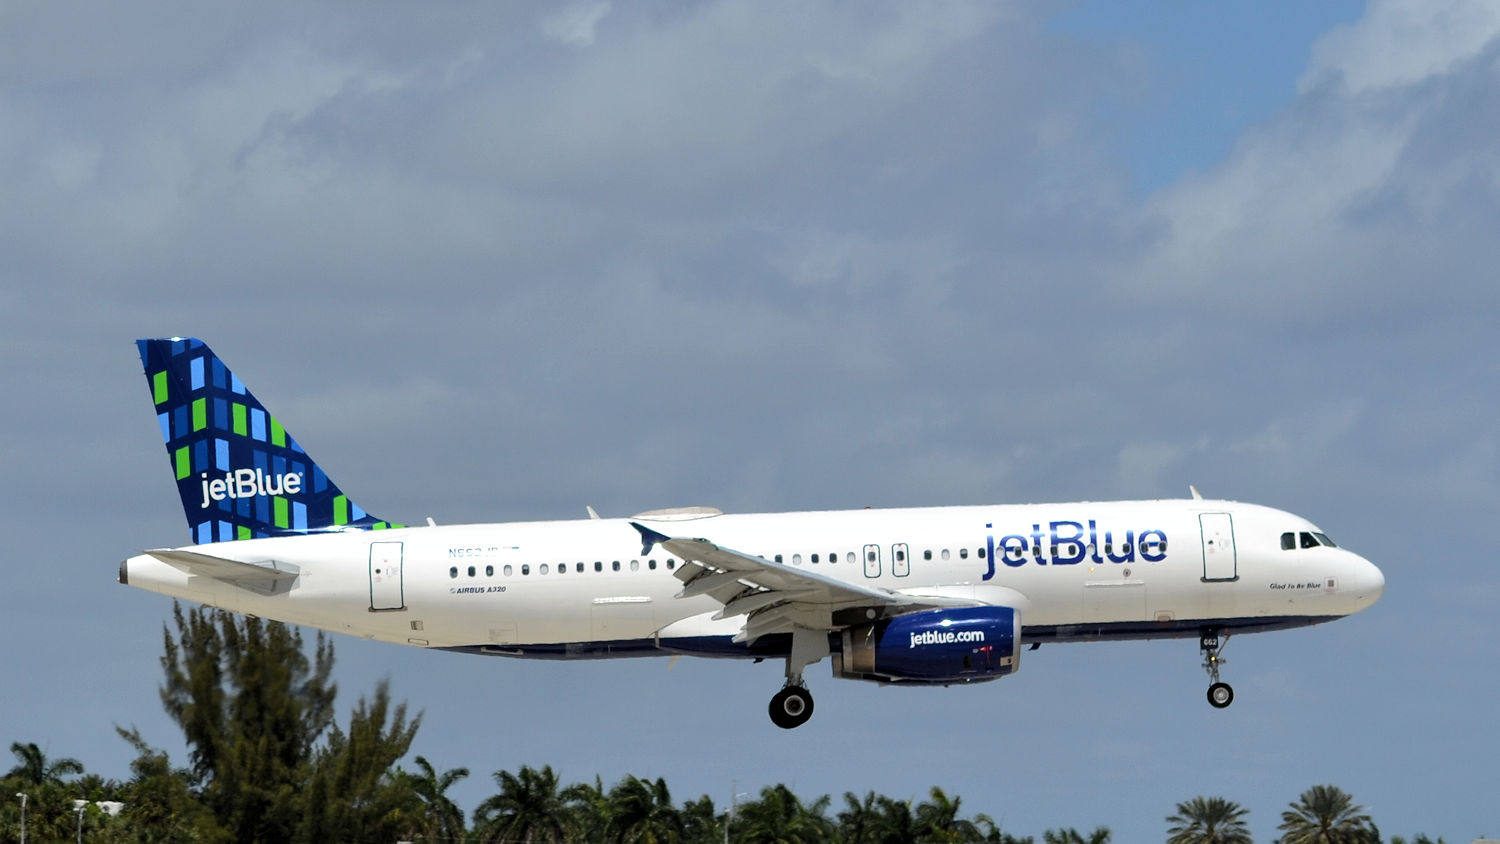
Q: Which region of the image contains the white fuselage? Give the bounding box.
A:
[120,498,1384,662]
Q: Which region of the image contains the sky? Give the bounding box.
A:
[2,0,1497,840]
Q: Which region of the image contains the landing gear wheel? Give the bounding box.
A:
[769,685,814,729]
[1207,681,1234,709]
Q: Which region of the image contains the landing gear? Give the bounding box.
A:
[769,684,814,729]
[1200,631,1233,709]
[767,625,830,729]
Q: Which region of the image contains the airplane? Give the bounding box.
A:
[119,337,1385,728]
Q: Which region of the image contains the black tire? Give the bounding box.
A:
[1207,682,1234,709]
[769,686,815,729]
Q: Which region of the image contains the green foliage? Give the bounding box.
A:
[1167,796,1253,844]
[1277,784,1376,844]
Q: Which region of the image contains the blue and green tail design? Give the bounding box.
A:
[137,338,400,544]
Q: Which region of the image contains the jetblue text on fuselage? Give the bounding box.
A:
[982,519,1168,581]
[198,469,303,509]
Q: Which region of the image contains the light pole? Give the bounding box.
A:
[75,803,85,844]
[14,793,26,844]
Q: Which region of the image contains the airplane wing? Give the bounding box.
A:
[144,548,301,596]
[632,522,934,643]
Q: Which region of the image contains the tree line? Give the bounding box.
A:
[0,605,1448,843]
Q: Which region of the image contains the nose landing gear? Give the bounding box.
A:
[1200,631,1233,709]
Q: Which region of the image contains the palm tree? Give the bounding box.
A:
[836,791,881,843]
[609,774,686,843]
[564,775,613,842]
[472,764,570,843]
[733,783,833,843]
[1277,785,1374,844]
[405,754,468,842]
[870,795,920,844]
[6,741,85,786]
[1167,796,1252,844]
[915,785,988,842]
[1043,828,1111,844]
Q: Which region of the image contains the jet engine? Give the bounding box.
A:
[833,606,1021,685]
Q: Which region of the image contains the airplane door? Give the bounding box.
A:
[369,541,405,610]
[863,544,881,578]
[1199,513,1237,582]
[892,543,909,577]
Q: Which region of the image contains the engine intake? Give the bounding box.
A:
[834,606,1021,684]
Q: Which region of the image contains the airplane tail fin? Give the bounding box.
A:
[136,337,399,544]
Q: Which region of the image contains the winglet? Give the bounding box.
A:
[630,521,671,556]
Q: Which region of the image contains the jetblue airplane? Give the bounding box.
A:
[119,338,1385,728]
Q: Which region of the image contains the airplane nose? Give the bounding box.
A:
[1347,554,1384,608]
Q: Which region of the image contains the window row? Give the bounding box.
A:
[450,558,680,579]
[772,547,985,565]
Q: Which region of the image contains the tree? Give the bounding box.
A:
[1277,785,1375,844]
[679,793,721,844]
[1042,828,1111,844]
[295,679,422,843]
[1166,796,1253,844]
[836,791,882,844]
[6,741,84,786]
[915,785,990,842]
[401,754,470,842]
[473,764,571,843]
[158,602,337,843]
[609,774,686,843]
[733,783,833,844]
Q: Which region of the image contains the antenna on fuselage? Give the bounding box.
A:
[586,506,601,520]
[1189,485,1203,500]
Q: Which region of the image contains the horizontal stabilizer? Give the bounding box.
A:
[146,548,301,596]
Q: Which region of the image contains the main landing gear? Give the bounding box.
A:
[769,626,829,729]
[1200,630,1233,708]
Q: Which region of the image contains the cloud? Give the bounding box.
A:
[541,2,612,47]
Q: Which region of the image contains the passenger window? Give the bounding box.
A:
[485,565,494,577]
[846,551,856,564]
[895,549,906,562]
[556,563,565,575]
[612,561,621,571]
[775,554,783,563]
[793,554,802,565]
[630,560,639,572]
[923,550,932,561]
[811,554,819,563]
[667,559,676,570]
[540,564,549,575]
[467,566,476,577]
[941,549,951,561]
[522,565,531,576]
[449,566,458,579]
[978,547,986,559]
[648,559,657,570]
[504,564,513,577]
[959,548,968,559]
[1281,532,1296,550]
[576,562,584,573]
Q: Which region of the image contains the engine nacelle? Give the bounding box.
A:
[833,606,1021,685]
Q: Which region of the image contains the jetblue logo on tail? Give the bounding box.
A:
[198,469,304,509]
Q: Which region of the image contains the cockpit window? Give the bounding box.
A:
[1284,531,1338,550]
